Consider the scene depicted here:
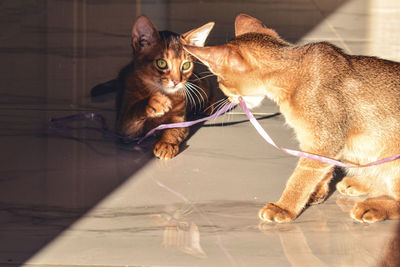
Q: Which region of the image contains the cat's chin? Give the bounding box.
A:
[163,84,184,94]
[231,95,265,109]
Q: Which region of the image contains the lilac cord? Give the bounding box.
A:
[49,113,135,142]
[238,96,400,168]
[136,102,236,143]
[49,98,400,167]
[49,103,236,144]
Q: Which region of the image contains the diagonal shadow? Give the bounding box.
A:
[0,0,354,266]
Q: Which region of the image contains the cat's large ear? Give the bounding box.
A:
[181,22,215,47]
[183,45,247,73]
[131,16,160,52]
[235,13,279,38]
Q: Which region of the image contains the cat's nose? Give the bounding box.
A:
[171,79,180,86]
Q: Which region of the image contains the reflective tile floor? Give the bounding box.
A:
[1,0,400,266]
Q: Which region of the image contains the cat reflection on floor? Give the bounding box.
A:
[151,205,206,258]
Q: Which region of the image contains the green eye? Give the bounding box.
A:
[181,61,192,71]
[156,59,168,70]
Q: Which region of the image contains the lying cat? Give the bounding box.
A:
[112,16,214,159]
[184,14,400,223]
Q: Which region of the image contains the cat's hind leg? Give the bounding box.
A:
[336,176,372,196]
[350,173,400,223]
[351,195,400,223]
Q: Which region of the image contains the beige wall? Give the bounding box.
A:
[2,0,400,108]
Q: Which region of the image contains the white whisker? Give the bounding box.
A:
[188,88,197,110]
[186,82,206,110]
[204,97,226,113]
[183,85,193,109]
[188,81,207,96]
[191,72,201,82]
[213,98,228,111]
[198,70,213,75]
[213,98,230,119]
[184,87,190,108]
[188,90,196,110]
[185,86,199,110]
[191,73,216,81]
[194,61,206,65]
[214,99,231,125]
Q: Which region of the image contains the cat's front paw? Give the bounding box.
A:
[153,141,179,159]
[146,92,172,118]
[259,203,296,223]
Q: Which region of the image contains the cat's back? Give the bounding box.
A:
[302,42,400,95]
[320,44,400,125]
[342,53,400,113]
[297,42,400,125]
[350,55,400,90]
[301,41,400,73]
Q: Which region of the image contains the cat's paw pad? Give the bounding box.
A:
[146,93,172,117]
[351,201,387,223]
[153,141,179,159]
[258,203,296,223]
[336,177,367,196]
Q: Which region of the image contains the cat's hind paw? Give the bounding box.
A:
[153,141,179,159]
[336,177,369,197]
[259,203,296,223]
[350,199,388,223]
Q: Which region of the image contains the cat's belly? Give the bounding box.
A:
[341,132,384,166]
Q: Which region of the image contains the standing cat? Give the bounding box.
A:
[184,14,400,223]
[116,16,214,159]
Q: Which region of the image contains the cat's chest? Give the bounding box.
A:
[241,95,265,109]
[278,102,314,144]
[279,102,300,128]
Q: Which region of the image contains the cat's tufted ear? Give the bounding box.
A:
[131,16,160,52]
[235,13,279,38]
[183,45,247,74]
[181,22,215,47]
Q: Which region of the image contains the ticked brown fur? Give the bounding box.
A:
[184,14,400,223]
[116,16,214,159]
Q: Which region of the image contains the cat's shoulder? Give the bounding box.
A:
[295,41,352,68]
[301,41,400,65]
[298,41,400,75]
[300,41,347,58]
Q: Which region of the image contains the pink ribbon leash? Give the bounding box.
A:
[49,97,400,168]
[49,103,236,144]
[238,96,400,168]
[137,103,236,143]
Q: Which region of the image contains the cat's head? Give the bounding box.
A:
[183,14,290,108]
[131,16,214,94]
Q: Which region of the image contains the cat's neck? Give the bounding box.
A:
[255,47,304,105]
